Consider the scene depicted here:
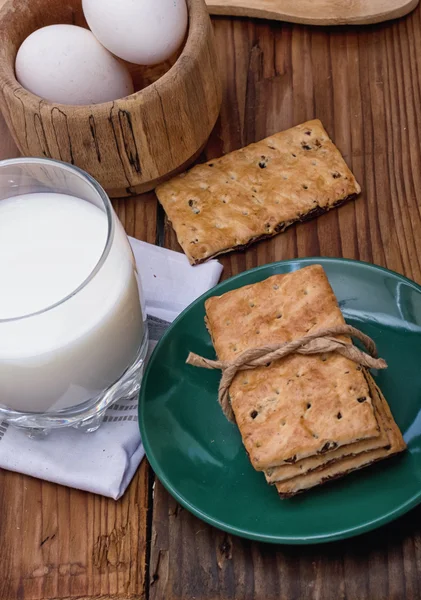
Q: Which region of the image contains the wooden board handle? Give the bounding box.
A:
[206,0,419,25]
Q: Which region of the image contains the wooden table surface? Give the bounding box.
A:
[1,7,421,600]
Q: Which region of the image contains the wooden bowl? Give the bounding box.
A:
[0,0,222,197]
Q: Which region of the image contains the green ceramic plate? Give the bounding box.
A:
[139,258,421,544]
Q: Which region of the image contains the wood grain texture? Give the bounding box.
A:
[206,0,419,26]
[157,8,421,600]
[150,486,421,600]
[0,464,151,600]
[0,0,222,197]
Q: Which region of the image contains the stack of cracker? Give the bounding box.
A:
[204,265,406,498]
[156,120,361,265]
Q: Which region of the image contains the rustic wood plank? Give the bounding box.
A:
[112,193,158,242]
[155,10,421,600]
[0,464,152,600]
[150,484,421,600]
[0,110,157,599]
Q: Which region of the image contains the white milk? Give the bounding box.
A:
[0,193,144,413]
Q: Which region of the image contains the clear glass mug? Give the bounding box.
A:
[0,158,148,436]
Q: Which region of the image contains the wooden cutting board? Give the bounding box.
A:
[205,0,419,25]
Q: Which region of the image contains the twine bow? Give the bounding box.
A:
[186,325,387,422]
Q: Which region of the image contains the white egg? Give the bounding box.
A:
[82,0,188,66]
[15,25,134,105]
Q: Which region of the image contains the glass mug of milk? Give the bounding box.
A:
[0,158,148,435]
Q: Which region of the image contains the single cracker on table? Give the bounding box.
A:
[156,120,361,265]
[204,265,381,471]
[275,371,406,497]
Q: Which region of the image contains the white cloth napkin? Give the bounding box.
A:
[0,238,223,499]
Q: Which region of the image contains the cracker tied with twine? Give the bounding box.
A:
[187,324,387,423]
[156,120,361,265]
[186,265,406,498]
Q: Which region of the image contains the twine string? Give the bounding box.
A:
[186,325,387,422]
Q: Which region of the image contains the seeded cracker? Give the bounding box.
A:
[204,265,381,471]
[275,372,406,497]
[156,120,361,264]
[265,422,389,484]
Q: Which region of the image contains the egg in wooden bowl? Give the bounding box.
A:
[0,0,222,197]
